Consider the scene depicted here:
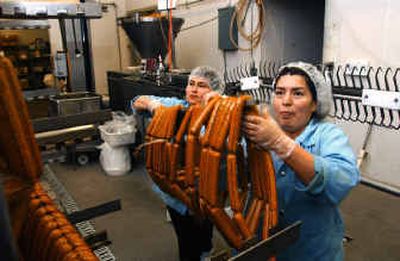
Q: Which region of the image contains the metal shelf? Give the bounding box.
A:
[0,1,102,19]
[0,19,50,30]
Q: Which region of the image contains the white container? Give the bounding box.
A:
[98,111,137,147]
[99,124,136,147]
[99,142,131,176]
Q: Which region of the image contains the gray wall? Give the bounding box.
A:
[324,0,400,192]
[174,0,325,72]
[261,0,325,64]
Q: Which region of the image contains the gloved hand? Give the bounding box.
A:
[242,107,296,159]
[132,96,161,113]
[202,91,221,105]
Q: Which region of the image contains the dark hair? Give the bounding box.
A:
[274,67,317,102]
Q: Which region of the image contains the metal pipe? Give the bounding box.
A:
[361,177,400,197]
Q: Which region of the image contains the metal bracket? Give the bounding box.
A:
[67,199,122,225]
[210,221,302,261]
[230,221,301,261]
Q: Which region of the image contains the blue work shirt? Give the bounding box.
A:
[133,95,190,215]
[274,118,360,261]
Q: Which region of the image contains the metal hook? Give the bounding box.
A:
[342,99,351,121]
[336,65,343,87]
[234,66,241,82]
[226,68,233,83]
[357,66,368,123]
[382,68,395,127]
[350,66,357,88]
[259,60,264,79]
[373,67,386,126]
[375,67,383,90]
[239,64,245,79]
[365,67,373,89]
[267,62,272,80]
[384,67,392,91]
[273,62,279,77]
[343,64,351,87]
[393,68,400,92]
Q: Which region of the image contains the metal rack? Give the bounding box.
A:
[209,221,301,261]
[0,1,102,19]
[326,65,400,129]
[41,164,117,261]
[0,1,103,93]
[224,60,400,130]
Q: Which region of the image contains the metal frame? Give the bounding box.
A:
[41,165,117,261]
[0,1,102,92]
[225,61,400,129]
[23,88,59,100]
[229,221,302,261]
[0,19,49,29]
[0,1,102,19]
[209,221,302,261]
[32,109,112,133]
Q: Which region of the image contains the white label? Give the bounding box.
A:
[240,76,260,91]
[158,0,177,10]
[362,89,400,110]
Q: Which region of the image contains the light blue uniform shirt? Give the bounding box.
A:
[133,96,190,215]
[274,118,360,261]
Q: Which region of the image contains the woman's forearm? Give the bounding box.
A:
[284,145,315,185]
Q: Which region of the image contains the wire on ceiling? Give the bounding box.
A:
[180,16,218,32]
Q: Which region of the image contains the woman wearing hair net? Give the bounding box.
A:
[243,62,360,260]
[133,65,222,261]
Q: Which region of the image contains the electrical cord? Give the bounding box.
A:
[180,16,218,32]
[229,0,265,51]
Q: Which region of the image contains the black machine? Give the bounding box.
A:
[108,14,188,113]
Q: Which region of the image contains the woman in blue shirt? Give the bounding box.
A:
[243,62,360,260]
[133,66,222,261]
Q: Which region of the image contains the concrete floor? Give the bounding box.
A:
[50,161,400,261]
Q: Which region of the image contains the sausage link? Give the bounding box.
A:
[233,213,252,240]
[209,207,243,250]
[205,149,221,207]
[175,107,193,142]
[248,199,263,235]
[265,151,278,227]
[262,203,270,239]
[199,147,209,201]
[245,199,258,226]
[210,98,233,151]
[227,154,241,212]
[190,97,220,136]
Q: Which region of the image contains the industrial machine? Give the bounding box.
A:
[108,12,187,113]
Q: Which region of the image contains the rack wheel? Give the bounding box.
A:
[77,153,90,166]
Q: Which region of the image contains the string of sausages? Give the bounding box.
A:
[20,183,98,261]
[0,56,42,180]
[0,56,98,260]
[145,96,278,251]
